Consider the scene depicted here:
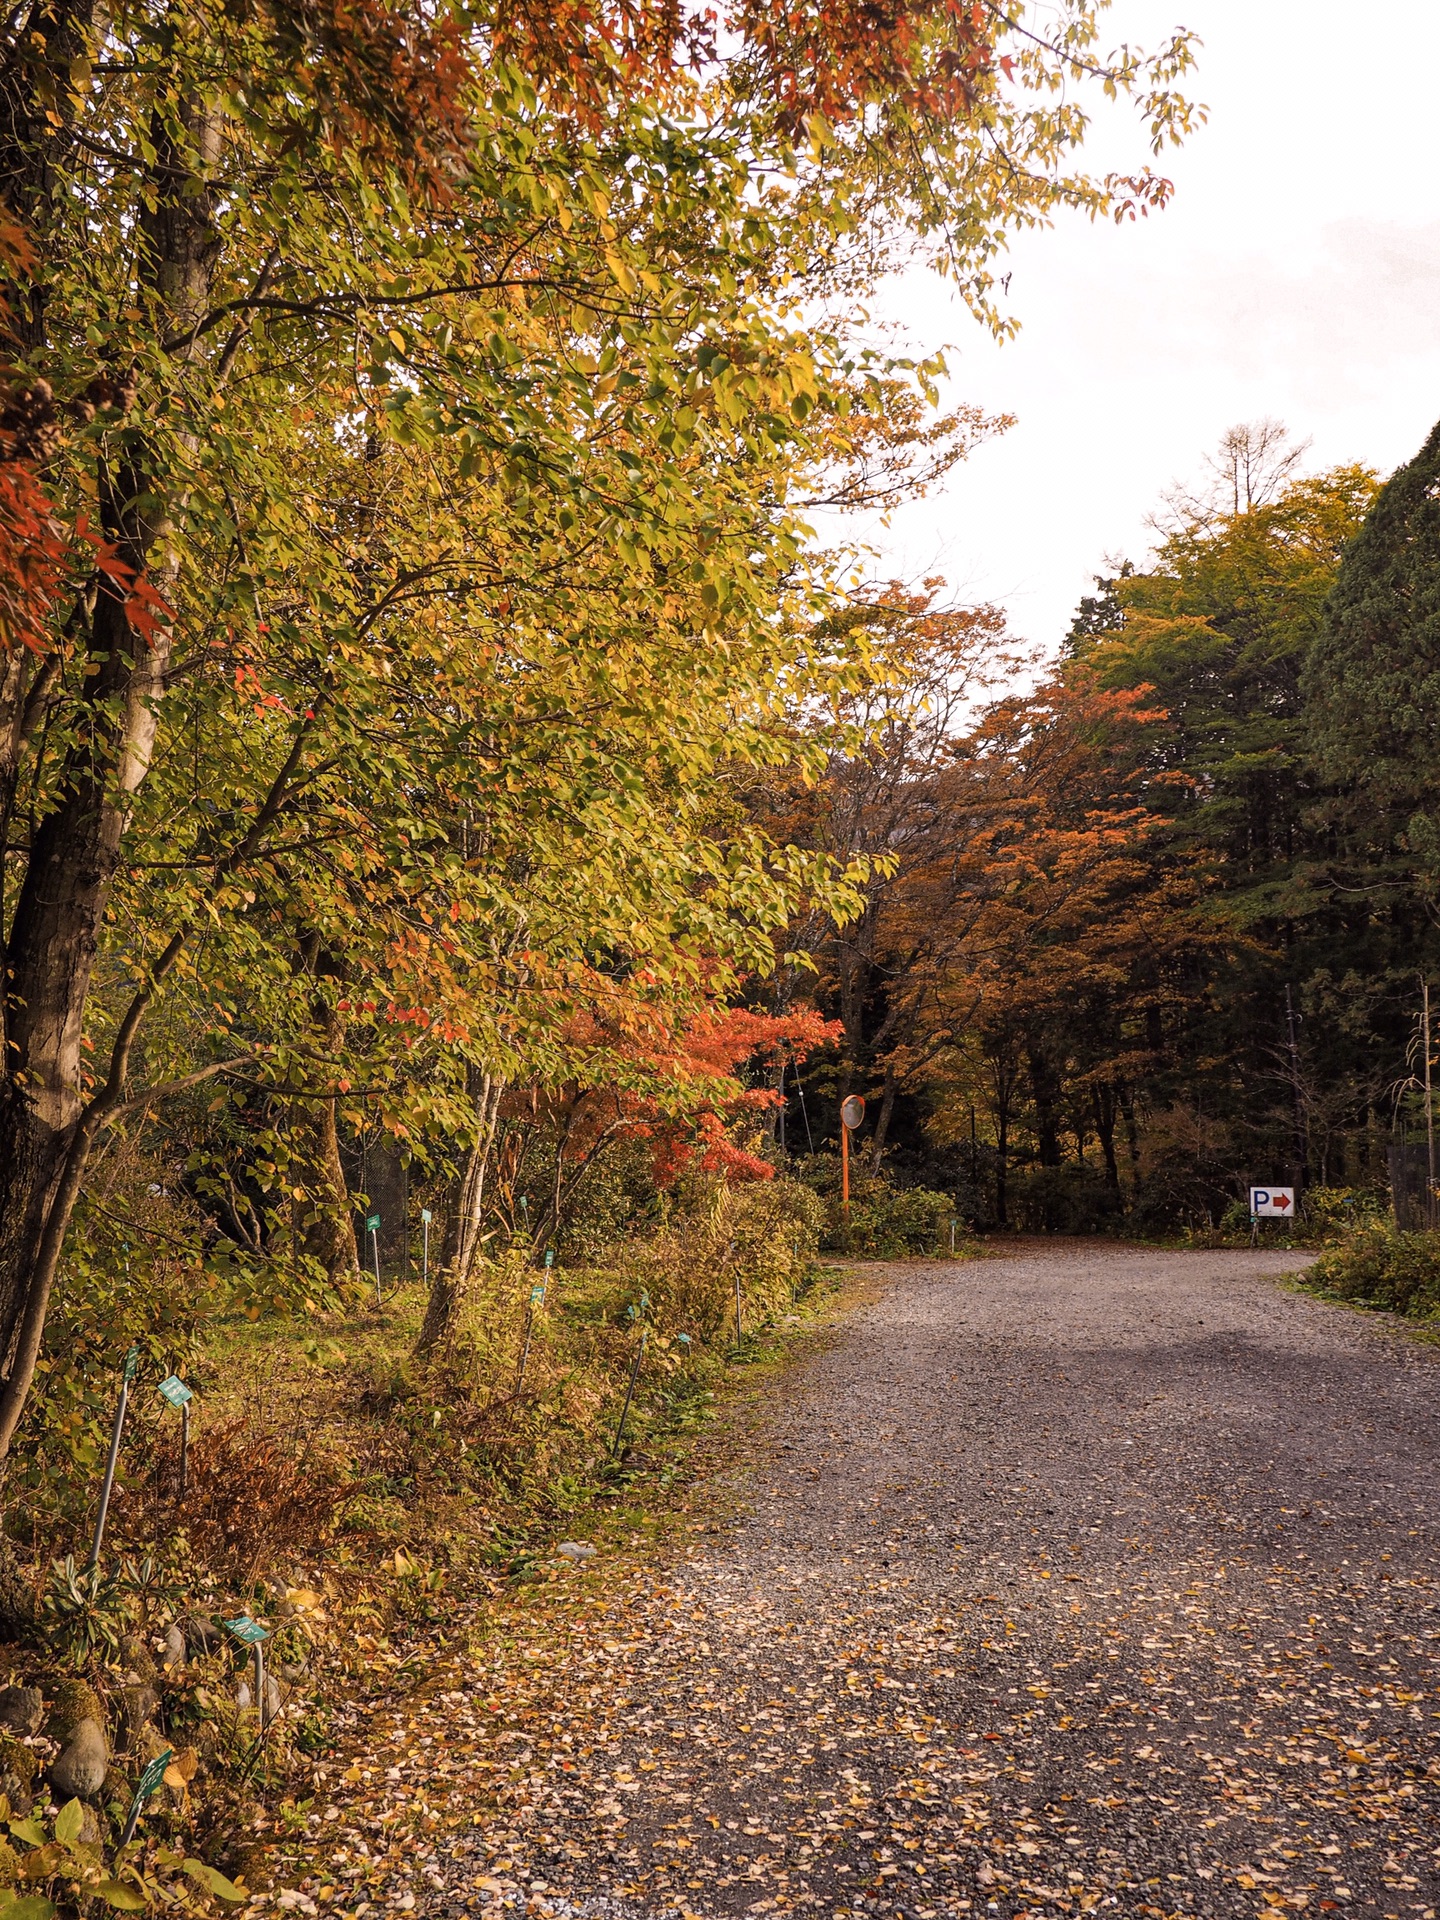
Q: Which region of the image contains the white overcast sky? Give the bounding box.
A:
[855,0,1440,652]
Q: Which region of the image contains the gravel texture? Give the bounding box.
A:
[291,1244,1440,1920]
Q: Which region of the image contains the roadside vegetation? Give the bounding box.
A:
[0,1170,851,1904]
[1304,1220,1440,1322]
[3,0,1440,1902]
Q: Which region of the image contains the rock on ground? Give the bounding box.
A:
[49,1717,108,1800]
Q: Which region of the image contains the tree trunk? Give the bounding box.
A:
[1119,1085,1142,1197]
[0,76,219,1456]
[301,1081,359,1287]
[416,1071,505,1353]
[1094,1084,1120,1191]
[1029,1049,1063,1167]
[866,1075,897,1172]
[288,938,359,1289]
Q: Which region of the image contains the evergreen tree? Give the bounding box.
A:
[1306,417,1440,899]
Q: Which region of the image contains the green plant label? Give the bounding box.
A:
[420,1208,432,1223]
[156,1375,192,1408]
[366,1213,381,1232]
[224,1614,268,1645]
[530,1284,545,1306]
[132,1748,173,1805]
[121,1346,141,1384]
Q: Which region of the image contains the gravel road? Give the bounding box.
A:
[303,1244,1440,1920]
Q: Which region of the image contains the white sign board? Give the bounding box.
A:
[1250,1186,1295,1218]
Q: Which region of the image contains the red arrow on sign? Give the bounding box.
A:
[1274,1193,1292,1210]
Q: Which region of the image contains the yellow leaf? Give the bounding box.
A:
[183,1859,246,1903]
[53,1801,84,1846]
[95,1883,147,1913]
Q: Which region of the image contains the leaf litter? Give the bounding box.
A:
[253,1246,1440,1920]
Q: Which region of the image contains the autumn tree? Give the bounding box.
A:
[769,593,1205,1206]
[0,0,1197,1448]
[906,666,1211,1224]
[1056,426,1422,1208]
[758,587,1016,1160]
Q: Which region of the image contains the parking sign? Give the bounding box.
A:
[1249,1186,1295,1218]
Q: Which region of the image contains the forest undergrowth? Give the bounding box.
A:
[0,1172,973,1915]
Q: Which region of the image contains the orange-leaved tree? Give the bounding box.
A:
[0,0,1195,1453]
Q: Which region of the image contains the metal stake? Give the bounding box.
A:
[517,1281,544,1391]
[179,1398,189,1505]
[421,1207,432,1290]
[89,1347,138,1570]
[795,1060,814,1152]
[367,1212,382,1304]
[611,1330,647,1457]
[255,1641,267,1733]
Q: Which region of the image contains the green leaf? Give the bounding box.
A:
[7,1818,45,1847]
[183,1861,246,1903]
[0,1897,58,1920]
[53,1799,84,1846]
[93,1882,148,1912]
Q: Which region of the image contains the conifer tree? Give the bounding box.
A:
[1306,417,1440,897]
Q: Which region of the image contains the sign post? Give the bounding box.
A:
[120,1746,173,1847]
[839,1095,865,1223]
[366,1212,382,1303]
[226,1614,271,1732]
[157,1374,194,1505]
[1249,1186,1295,1244]
[420,1207,432,1290]
[88,1346,140,1570]
[518,1280,545,1390]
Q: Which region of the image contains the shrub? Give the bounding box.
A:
[840,1183,955,1256]
[607,1174,825,1341]
[790,1157,960,1256]
[117,1417,350,1582]
[1300,1184,1389,1239]
[1308,1220,1440,1317]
